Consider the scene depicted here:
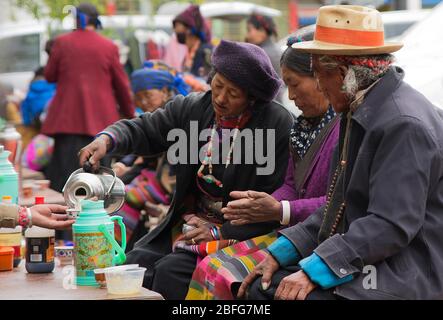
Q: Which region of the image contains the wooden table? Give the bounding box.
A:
[19,188,66,207]
[0,261,163,300]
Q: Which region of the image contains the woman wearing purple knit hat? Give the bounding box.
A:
[78,40,293,299]
[173,5,213,79]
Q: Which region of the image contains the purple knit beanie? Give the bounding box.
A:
[212,40,282,102]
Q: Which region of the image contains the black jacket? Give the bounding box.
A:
[281,67,443,299]
[105,91,293,253]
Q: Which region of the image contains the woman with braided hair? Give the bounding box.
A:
[185,27,340,300]
[241,5,443,301]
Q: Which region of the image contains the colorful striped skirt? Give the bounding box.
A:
[113,168,172,244]
[185,232,278,300]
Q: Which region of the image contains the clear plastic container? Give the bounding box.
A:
[93,264,138,288]
[104,266,146,295]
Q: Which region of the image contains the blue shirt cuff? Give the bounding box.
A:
[267,235,300,267]
[299,253,354,289]
[95,131,116,153]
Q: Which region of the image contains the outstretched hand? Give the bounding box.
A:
[30,204,74,230]
[222,191,282,225]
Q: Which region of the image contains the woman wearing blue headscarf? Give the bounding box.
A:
[112,62,190,250]
[131,62,190,115]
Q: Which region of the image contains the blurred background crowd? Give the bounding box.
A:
[0,0,442,244]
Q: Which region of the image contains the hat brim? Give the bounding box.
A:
[292,40,403,55]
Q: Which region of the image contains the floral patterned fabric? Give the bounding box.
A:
[290,106,336,159]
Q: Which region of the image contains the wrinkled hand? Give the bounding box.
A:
[222,191,282,226]
[182,217,213,245]
[275,270,317,300]
[237,253,280,299]
[78,135,111,172]
[30,204,74,230]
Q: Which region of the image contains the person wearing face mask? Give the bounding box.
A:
[172,5,213,80]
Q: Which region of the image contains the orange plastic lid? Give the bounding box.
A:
[0,247,14,256]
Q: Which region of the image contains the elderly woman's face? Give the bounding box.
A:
[211,73,249,118]
[282,66,329,118]
[135,88,169,113]
[312,55,350,113]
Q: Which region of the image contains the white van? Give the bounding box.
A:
[0,20,48,93]
[395,3,443,109]
[0,15,162,93]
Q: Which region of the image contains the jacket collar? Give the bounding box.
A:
[351,66,405,130]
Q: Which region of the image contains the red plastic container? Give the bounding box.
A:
[35,197,45,205]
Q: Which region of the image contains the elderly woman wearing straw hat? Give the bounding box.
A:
[239,5,443,300]
[78,40,292,299]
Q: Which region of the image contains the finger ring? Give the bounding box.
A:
[191,238,196,245]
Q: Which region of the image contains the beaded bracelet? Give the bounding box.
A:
[210,226,221,241]
[26,207,33,228]
[18,206,31,228]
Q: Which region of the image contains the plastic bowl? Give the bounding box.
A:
[104,266,146,295]
[94,264,139,289]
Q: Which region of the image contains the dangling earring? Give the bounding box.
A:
[341,84,347,92]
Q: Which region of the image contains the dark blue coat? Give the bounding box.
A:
[282,67,443,299]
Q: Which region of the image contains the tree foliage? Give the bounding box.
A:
[15,0,106,21]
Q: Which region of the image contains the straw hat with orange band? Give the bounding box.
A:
[292,5,403,55]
